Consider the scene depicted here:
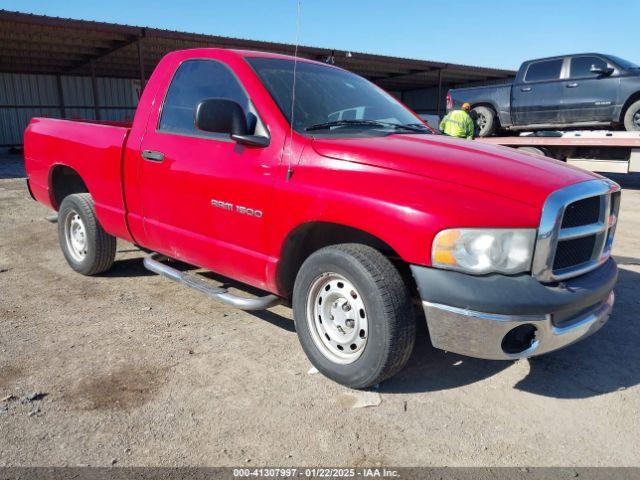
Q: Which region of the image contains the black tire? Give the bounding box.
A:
[57,193,116,275]
[623,99,640,131]
[517,146,548,157]
[292,244,416,389]
[471,105,497,137]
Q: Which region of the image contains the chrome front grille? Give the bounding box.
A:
[532,179,621,283]
[561,195,600,228]
[553,235,597,270]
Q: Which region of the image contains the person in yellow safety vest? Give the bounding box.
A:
[439,102,475,140]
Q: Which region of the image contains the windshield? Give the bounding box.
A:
[608,55,640,70]
[246,57,426,135]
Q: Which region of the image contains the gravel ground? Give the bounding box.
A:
[0,155,639,467]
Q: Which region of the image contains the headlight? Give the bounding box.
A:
[432,228,536,275]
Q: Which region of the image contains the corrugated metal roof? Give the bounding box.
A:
[0,9,515,91]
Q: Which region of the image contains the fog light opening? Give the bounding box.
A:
[502,324,538,355]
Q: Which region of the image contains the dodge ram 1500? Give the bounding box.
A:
[25,48,620,388]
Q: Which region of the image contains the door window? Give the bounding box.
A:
[570,56,608,78]
[159,60,250,137]
[524,59,563,82]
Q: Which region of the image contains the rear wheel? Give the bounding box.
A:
[471,105,497,137]
[58,193,116,275]
[517,146,548,157]
[623,100,640,131]
[292,244,416,389]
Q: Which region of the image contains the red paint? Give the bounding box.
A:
[24,48,600,295]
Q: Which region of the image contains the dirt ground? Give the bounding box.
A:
[1,154,639,467]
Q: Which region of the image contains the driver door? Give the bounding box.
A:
[138,59,279,286]
[512,58,565,126]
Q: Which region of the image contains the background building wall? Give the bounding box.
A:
[0,72,511,147]
[0,73,139,146]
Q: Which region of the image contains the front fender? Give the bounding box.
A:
[268,154,541,273]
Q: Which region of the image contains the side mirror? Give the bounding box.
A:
[195,98,248,135]
[590,64,614,76]
[195,98,269,147]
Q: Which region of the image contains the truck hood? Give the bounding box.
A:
[311,134,598,207]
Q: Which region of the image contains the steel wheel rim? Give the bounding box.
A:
[634,111,640,128]
[64,210,87,262]
[478,113,487,130]
[306,272,368,364]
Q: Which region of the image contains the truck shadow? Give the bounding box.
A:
[382,267,640,399]
[101,252,639,398]
[101,255,297,332]
[99,257,157,277]
[0,154,26,179]
[198,270,296,332]
[514,267,640,399]
[380,321,511,394]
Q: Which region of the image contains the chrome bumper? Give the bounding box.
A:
[422,291,614,360]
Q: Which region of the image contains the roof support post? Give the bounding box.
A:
[90,61,101,120]
[56,75,66,119]
[436,68,443,116]
[137,32,146,95]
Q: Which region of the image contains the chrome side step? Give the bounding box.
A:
[143,252,282,311]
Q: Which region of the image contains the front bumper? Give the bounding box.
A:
[411,258,617,360]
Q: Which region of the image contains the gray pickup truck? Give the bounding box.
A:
[448,53,640,137]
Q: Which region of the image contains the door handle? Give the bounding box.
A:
[566,82,579,88]
[141,150,165,162]
[521,87,532,92]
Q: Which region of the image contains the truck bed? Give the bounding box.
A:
[24,117,133,241]
[448,83,512,123]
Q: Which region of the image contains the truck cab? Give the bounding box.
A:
[514,54,623,126]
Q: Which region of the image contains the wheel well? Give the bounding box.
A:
[50,165,88,209]
[620,91,640,122]
[276,222,403,297]
[471,102,496,112]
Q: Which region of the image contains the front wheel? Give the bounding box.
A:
[292,244,416,389]
[623,100,640,131]
[58,193,116,275]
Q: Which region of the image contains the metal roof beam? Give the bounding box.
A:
[0,9,140,36]
[379,67,442,81]
[64,33,143,74]
[0,40,108,57]
[0,49,88,63]
[0,31,124,50]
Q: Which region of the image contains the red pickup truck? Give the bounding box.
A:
[24,48,620,388]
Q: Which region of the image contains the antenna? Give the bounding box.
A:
[286,0,301,181]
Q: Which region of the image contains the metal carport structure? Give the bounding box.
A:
[0,9,515,146]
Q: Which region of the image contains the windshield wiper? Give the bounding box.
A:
[400,123,432,133]
[305,120,430,133]
[305,120,387,131]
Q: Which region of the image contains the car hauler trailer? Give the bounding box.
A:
[475,130,640,174]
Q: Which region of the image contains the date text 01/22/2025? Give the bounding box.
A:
[232,467,400,478]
